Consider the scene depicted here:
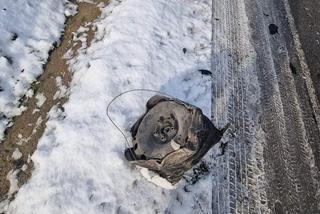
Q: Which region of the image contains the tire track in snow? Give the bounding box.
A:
[211,0,267,212]
[251,0,320,212]
[209,0,320,212]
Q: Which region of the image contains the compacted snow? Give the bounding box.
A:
[7,0,217,213]
[0,0,67,140]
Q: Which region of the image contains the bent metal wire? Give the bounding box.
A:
[106,89,186,161]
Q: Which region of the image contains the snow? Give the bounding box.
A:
[6,170,19,196]
[53,77,68,100]
[25,89,34,99]
[35,93,46,108]
[7,0,217,213]
[65,1,78,17]
[0,0,66,140]
[12,148,22,160]
[139,167,175,190]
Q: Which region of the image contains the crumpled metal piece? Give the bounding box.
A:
[124,95,224,184]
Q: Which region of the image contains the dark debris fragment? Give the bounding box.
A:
[182,48,187,54]
[198,69,212,75]
[184,161,210,185]
[219,142,228,156]
[289,62,297,74]
[11,32,18,41]
[269,24,279,35]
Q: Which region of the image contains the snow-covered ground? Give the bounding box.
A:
[0,0,67,140]
[6,0,217,213]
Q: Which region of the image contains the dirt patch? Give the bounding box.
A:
[0,0,108,202]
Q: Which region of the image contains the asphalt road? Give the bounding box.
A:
[210,0,320,213]
[289,0,320,102]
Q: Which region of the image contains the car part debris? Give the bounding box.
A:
[198,69,212,75]
[125,95,225,184]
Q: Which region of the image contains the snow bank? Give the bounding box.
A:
[0,0,66,140]
[8,0,215,213]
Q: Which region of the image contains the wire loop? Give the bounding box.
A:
[106,89,176,161]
